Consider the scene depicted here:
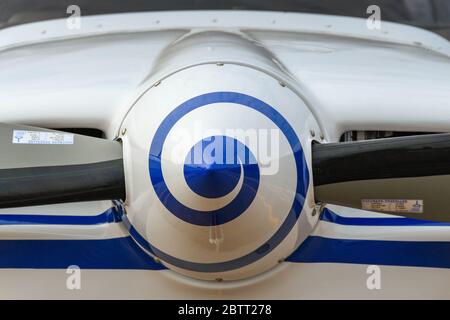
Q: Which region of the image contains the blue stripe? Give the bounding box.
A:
[321,208,450,226]
[287,235,450,269]
[0,205,166,270]
[0,236,165,270]
[122,215,157,256]
[123,212,297,272]
[4,205,450,270]
[0,207,121,225]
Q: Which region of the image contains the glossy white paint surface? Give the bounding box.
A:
[0,11,448,139]
[2,11,448,55]
[0,10,449,298]
[3,263,450,300]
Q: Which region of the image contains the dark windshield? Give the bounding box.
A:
[1,0,449,40]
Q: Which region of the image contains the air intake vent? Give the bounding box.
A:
[53,128,105,139]
[340,131,441,142]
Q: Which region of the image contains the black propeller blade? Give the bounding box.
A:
[0,123,125,208]
[313,133,450,222]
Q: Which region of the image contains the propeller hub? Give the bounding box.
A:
[183,136,248,199]
[120,63,321,281]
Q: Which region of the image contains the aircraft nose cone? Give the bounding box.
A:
[183,136,241,198]
[122,62,316,281]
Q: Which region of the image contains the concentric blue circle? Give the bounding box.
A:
[151,133,259,226]
[184,135,255,199]
[141,91,309,272]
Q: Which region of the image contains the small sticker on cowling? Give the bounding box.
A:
[12,130,74,145]
[362,199,423,213]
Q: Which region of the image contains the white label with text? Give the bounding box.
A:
[12,130,74,145]
[362,199,423,213]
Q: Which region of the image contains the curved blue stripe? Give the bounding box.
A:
[0,207,121,225]
[0,205,164,270]
[0,236,165,270]
[321,208,450,226]
[144,91,309,272]
[149,91,307,227]
[2,209,450,269]
[5,233,450,269]
[6,232,450,269]
[122,214,157,255]
[287,235,450,269]
[123,211,300,272]
[157,135,260,226]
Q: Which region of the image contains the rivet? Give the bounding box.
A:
[121,128,127,136]
[310,129,316,137]
[279,82,286,87]
[320,133,325,140]
[215,278,223,282]
[154,257,161,264]
[154,80,161,87]
[216,62,224,67]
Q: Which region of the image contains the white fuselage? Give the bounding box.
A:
[0,11,449,299]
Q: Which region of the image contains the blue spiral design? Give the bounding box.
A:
[184,135,258,199]
[145,91,309,272]
[150,133,259,226]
